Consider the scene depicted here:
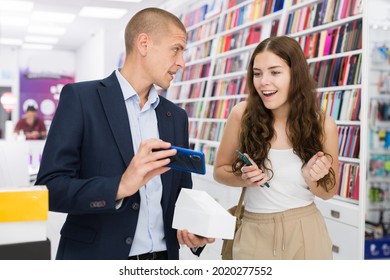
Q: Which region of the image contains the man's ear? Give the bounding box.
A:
[136,33,149,56]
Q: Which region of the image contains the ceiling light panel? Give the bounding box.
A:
[0,0,34,12]
[103,0,142,2]
[31,11,76,23]
[24,35,59,44]
[0,15,29,26]
[22,43,53,50]
[0,38,23,46]
[79,7,128,19]
[28,25,67,36]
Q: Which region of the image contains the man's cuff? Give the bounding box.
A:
[190,246,205,256]
[115,199,123,210]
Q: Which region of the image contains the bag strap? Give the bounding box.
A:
[233,187,247,218]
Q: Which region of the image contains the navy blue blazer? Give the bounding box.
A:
[36,71,193,259]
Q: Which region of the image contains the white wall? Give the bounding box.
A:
[368,0,390,24]
[103,26,125,76]
[75,29,106,82]
[0,46,20,122]
[74,23,126,82]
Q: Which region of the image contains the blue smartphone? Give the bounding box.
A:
[164,146,206,175]
[235,150,270,188]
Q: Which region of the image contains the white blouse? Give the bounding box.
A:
[245,148,314,213]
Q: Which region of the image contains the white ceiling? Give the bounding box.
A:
[0,0,174,51]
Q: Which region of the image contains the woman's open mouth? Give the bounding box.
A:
[262,90,277,96]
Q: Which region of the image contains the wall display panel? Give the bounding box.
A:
[18,50,75,131]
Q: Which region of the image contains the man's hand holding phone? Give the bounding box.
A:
[117,139,177,200]
[154,146,206,175]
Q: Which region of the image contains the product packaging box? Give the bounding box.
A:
[172,188,235,239]
[364,236,390,259]
[0,185,48,245]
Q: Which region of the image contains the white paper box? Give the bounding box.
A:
[172,188,235,239]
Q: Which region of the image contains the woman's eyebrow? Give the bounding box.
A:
[253,65,283,71]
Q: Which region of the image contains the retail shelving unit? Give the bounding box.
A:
[284,0,365,260]
[364,4,390,259]
[164,0,366,259]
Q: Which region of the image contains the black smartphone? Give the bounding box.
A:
[235,150,270,188]
[158,146,206,175]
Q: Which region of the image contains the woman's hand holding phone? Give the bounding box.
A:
[235,150,270,188]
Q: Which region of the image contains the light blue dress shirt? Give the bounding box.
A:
[115,70,167,256]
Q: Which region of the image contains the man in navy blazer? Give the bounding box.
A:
[36,8,214,260]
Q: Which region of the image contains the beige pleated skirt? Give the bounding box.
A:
[232,203,333,260]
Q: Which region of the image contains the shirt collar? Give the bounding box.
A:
[115,69,160,109]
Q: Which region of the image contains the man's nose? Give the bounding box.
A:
[177,54,185,69]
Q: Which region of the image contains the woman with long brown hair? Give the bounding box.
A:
[214,36,339,259]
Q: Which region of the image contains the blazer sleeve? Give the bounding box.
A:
[35,83,122,214]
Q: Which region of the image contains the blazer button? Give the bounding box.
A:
[132,202,140,211]
[125,237,133,245]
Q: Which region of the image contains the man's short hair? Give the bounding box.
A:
[124,7,186,54]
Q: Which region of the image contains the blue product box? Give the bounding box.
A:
[365,236,390,259]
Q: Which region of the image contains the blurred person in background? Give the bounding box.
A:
[14,105,46,140]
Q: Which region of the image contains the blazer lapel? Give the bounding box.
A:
[156,99,175,210]
[156,99,175,144]
[98,72,134,165]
